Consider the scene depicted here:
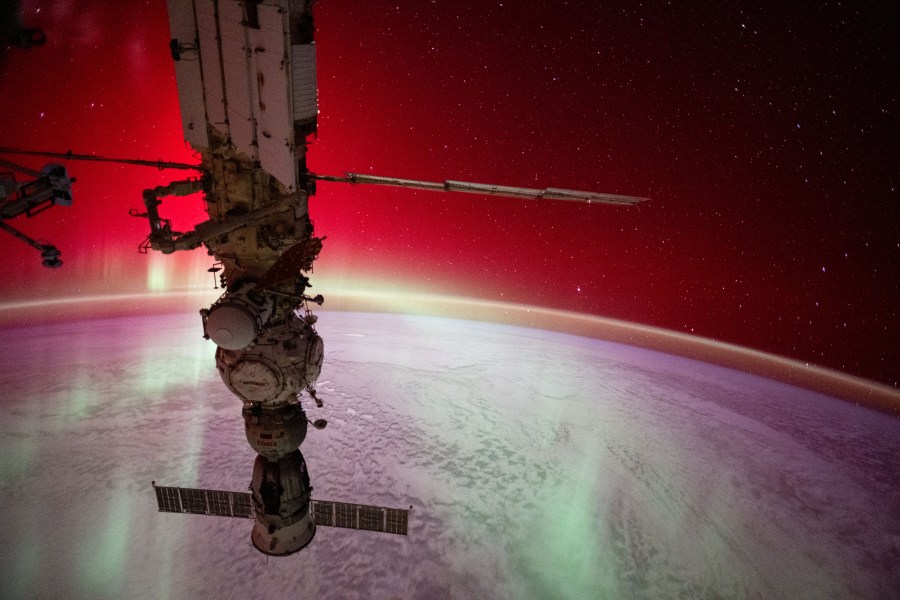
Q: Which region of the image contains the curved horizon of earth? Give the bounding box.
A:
[0,307,898,599]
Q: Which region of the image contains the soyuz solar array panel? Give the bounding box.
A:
[154,485,254,519]
[310,500,409,535]
[155,485,409,535]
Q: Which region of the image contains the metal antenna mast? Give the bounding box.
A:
[0,148,201,171]
[310,172,648,206]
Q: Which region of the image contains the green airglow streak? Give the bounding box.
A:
[8,515,41,599]
[0,430,37,488]
[512,437,618,599]
[135,327,214,397]
[146,253,174,293]
[76,491,130,598]
[145,250,212,293]
[60,370,98,420]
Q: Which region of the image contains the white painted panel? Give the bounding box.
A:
[291,43,317,124]
[219,0,257,160]
[254,4,295,189]
[196,0,226,136]
[166,0,209,149]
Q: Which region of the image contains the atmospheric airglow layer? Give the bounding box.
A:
[2,289,897,416]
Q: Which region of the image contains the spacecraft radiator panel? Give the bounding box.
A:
[165,0,209,148]
[172,0,309,190]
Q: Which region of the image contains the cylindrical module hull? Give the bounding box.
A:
[251,511,316,556]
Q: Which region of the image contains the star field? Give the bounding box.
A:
[1,0,897,388]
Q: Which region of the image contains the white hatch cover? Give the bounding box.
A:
[205,302,259,349]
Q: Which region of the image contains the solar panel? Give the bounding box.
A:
[230,491,254,519]
[153,485,409,535]
[180,487,208,514]
[153,485,254,519]
[154,484,182,513]
[310,500,409,535]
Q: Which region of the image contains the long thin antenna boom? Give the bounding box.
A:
[0,221,63,267]
[0,148,201,171]
[311,172,648,206]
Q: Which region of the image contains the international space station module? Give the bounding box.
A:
[127,0,645,556]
